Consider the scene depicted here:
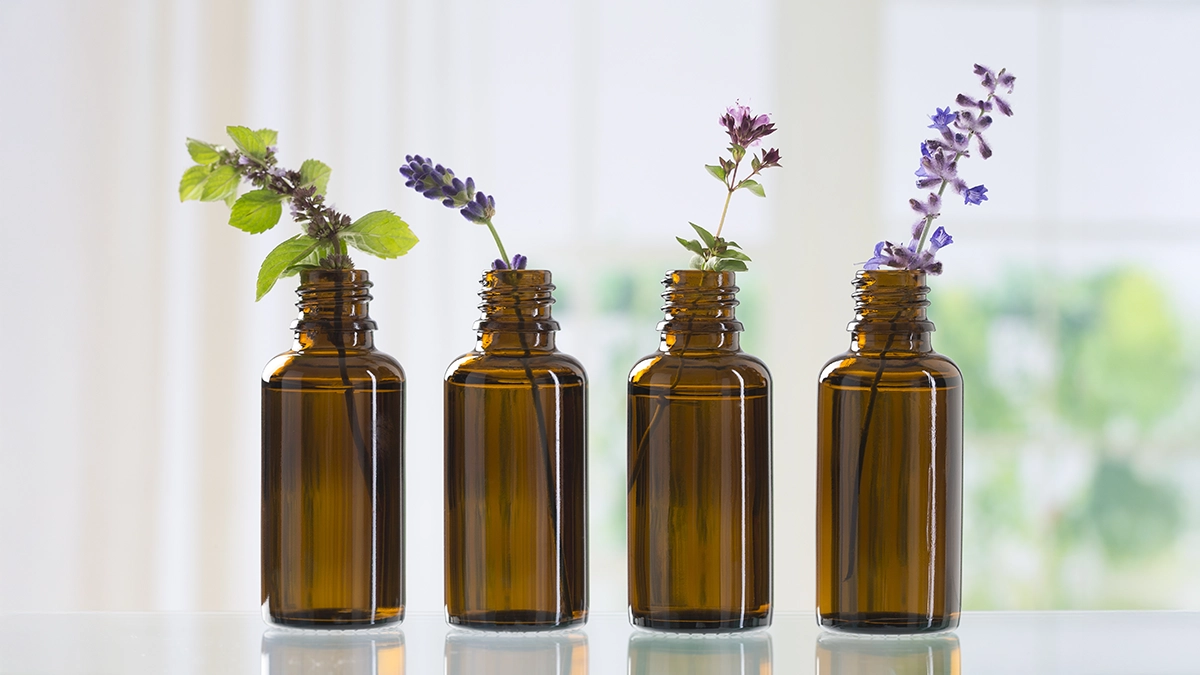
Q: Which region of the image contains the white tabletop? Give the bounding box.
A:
[1,610,1197,674]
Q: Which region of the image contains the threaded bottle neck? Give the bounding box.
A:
[292,268,375,351]
[658,270,742,352]
[849,269,934,354]
[475,269,559,352]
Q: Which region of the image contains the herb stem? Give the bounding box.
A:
[484,219,510,264]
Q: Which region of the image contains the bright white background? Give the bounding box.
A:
[1,0,1198,614]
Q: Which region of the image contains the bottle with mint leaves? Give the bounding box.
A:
[626,104,780,631]
[181,127,417,628]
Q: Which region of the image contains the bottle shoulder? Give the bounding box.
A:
[262,348,406,384]
[629,350,771,391]
[818,349,961,388]
[445,349,587,386]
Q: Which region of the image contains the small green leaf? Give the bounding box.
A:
[730,144,746,163]
[751,155,761,172]
[227,125,266,159]
[714,258,749,272]
[689,222,715,249]
[256,128,278,148]
[200,165,240,202]
[179,165,211,201]
[676,237,705,255]
[257,234,320,300]
[186,139,221,165]
[689,254,706,270]
[715,248,752,262]
[738,179,766,198]
[299,159,332,195]
[341,210,419,259]
[281,263,321,277]
[229,189,284,233]
[725,240,741,249]
[705,164,726,182]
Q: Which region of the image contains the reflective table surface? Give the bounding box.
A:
[1,610,1197,674]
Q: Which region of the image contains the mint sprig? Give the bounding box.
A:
[180,126,418,300]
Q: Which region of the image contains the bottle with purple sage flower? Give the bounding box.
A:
[180,127,419,628]
[401,156,588,631]
[817,64,1015,634]
[627,104,780,632]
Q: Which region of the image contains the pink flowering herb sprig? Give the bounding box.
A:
[866,64,1016,275]
[676,103,782,273]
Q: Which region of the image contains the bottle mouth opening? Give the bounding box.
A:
[299,268,372,286]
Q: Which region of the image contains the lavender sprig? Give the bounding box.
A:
[866,64,1015,275]
[678,103,783,272]
[399,154,524,270]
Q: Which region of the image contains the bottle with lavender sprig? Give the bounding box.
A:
[626,104,781,632]
[400,155,588,631]
[180,127,418,628]
[816,65,1015,634]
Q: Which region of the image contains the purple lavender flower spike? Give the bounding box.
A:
[927,107,957,131]
[510,253,527,270]
[963,185,988,205]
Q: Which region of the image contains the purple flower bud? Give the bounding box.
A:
[237,155,251,166]
[510,253,527,270]
[266,145,278,154]
[964,184,988,205]
[997,71,1016,92]
[491,258,509,270]
[976,135,992,159]
[927,107,957,131]
[993,95,1013,117]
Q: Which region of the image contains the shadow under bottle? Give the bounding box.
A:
[444,269,588,630]
[261,269,405,628]
[627,270,772,631]
[816,269,962,634]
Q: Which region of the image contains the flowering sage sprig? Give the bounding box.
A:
[179,126,418,299]
[399,155,526,270]
[866,64,1015,275]
[676,103,782,273]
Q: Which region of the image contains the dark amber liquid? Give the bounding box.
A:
[445,359,587,630]
[628,377,771,631]
[817,358,962,634]
[262,363,404,628]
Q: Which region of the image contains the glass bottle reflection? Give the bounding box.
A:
[627,631,771,674]
[262,629,404,675]
[816,633,959,675]
[443,630,587,675]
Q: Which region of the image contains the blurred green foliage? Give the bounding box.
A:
[933,267,1196,609]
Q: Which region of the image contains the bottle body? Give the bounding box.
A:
[816,269,962,634]
[627,270,772,631]
[261,269,405,628]
[444,270,588,630]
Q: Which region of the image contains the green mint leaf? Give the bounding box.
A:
[257,234,320,301]
[186,139,221,165]
[714,258,748,272]
[200,165,240,202]
[676,236,705,255]
[227,125,266,159]
[281,263,321,277]
[299,159,332,195]
[229,189,284,233]
[725,240,741,249]
[256,129,278,148]
[714,248,752,262]
[179,165,211,201]
[689,222,715,249]
[705,164,726,182]
[738,179,766,198]
[341,210,419,259]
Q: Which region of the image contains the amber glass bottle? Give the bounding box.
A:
[261,269,405,628]
[627,270,772,632]
[444,269,588,630]
[816,269,962,634]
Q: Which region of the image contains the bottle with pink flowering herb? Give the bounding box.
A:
[816,64,1016,634]
[626,103,781,631]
